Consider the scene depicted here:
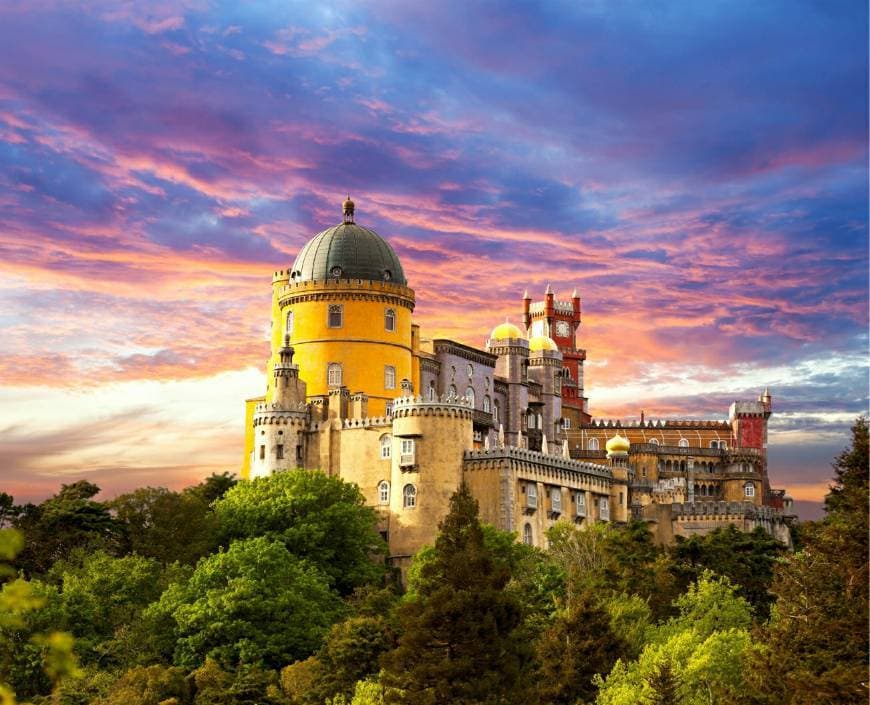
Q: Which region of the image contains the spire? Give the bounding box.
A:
[571,287,579,298]
[541,433,549,455]
[498,423,505,448]
[342,195,355,224]
[545,282,553,296]
[523,288,530,300]
[562,438,570,459]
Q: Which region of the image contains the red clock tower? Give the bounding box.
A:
[522,285,590,425]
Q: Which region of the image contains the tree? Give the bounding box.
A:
[91,665,191,705]
[669,526,785,617]
[747,417,869,704]
[595,573,755,705]
[191,658,287,705]
[190,472,238,504]
[380,484,528,705]
[111,487,218,565]
[213,470,385,594]
[13,482,123,576]
[150,536,343,669]
[534,589,627,705]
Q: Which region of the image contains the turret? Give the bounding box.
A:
[522,289,532,330]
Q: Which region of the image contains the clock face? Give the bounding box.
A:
[555,320,571,337]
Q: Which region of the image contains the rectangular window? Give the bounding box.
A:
[385,365,396,389]
[526,484,538,509]
[296,445,303,462]
[401,439,415,455]
[551,488,562,512]
[328,304,343,328]
[259,445,265,460]
[276,444,284,459]
[385,402,393,416]
[575,492,586,517]
[600,497,610,521]
[327,363,342,387]
[563,418,571,429]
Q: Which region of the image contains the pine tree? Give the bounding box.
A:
[380,484,527,705]
[645,661,682,705]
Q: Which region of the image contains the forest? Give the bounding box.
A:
[1,417,866,705]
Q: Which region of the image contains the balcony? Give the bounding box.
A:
[399,453,416,468]
[472,409,494,428]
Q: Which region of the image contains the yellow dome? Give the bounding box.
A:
[490,321,524,340]
[528,335,559,352]
[606,433,630,455]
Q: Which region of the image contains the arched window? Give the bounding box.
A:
[286,310,294,337]
[378,480,390,505]
[649,438,659,446]
[428,381,436,401]
[448,384,457,399]
[403,484,417,509]
[384,308,396,332]
[327,363,342,387]
[483,395,491,413]
[380,434,391,459]
[328,304,343,328]
[744,483,755,498]
[493,400,500,423]
[384,365,396,390]
[588,438,599,451]
[465,387,475,407]
[522,523,533,545]
[679,438,689,448]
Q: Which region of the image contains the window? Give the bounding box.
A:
[551,488,561,513]
[483,395,491,413]
[259,445,265,460]
[428,382,436,401]
[575,492,586,517]
[384,308,396,332]
[619,491,624,506]
[720,442,727,450]
[526,484,538,509]
[401,439,415,456]
[709,440,719,449]
[466,363,473,378]
[276,444,284,459]
[523,523,533,545]
[378,480,390,505]
[385,365,396,390]
[286,310,294,337]
[380,434,391,459]
[600,497,610,521]
[403,484,417,508]
[327,363,342,387]
[679,438,689,448]
[562,418,571,429]
[744,483,755,498]
[493,400,500,423]
[385,402,393,416]
[587,438,599,451]
[465,387,475,407]
[649,438,659,446]
[449,384,457,399]
[328,304,343,328]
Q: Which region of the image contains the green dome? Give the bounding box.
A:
[290,212,406,285]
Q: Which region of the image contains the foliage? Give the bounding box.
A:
[745,416,869,704]
[110,487,219,566]
[151,536,343,669]
[380,484,528,705]
[0,529,79,704]
[213,470,386,594]
[12,482,123,577]
[90,665,190,705]
[669,525,785,617]
[534,589,627,705]
[595,573,754,705]
[191,658,287,705]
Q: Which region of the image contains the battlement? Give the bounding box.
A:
[276,277,416,306]
[671,501,785,521]
[464,445,611,479]
[583,419,731,430]
[391,394,474,420]
[341,416,392,429]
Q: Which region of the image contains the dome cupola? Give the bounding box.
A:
[490,320,525,341]
[289,199,407,285]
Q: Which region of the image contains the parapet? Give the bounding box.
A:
[391,394,474,420]
[464,445,612,480]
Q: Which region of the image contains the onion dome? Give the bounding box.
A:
[528,335,559,352]
[605,433,630,456]
[490,320,524,340]
[289,199,406,285]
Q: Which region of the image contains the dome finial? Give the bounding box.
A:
[342,195,355,224]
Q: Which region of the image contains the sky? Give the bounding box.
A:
[0,1,866,517]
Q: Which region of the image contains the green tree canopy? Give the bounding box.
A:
[380,484,528,705]
[213,470,385,594]
[150,536,343,669]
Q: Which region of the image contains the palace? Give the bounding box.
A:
[242,199,795,572]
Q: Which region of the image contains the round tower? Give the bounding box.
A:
[386,394,474,570]
[274,199,415,416]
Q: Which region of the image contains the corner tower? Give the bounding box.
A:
[272,199,415,416]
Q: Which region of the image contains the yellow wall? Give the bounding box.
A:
[240,396,264,480]
[278,292,414,417]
